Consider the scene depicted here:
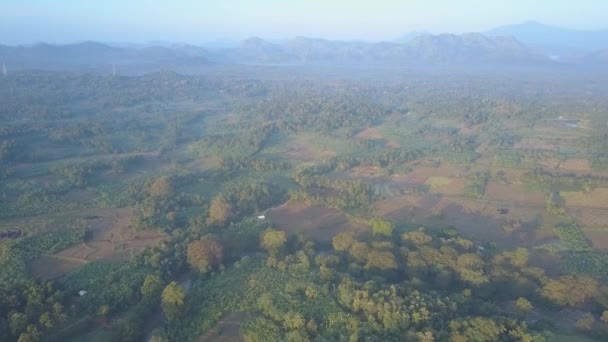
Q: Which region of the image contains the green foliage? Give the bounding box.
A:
[464,172,489,198]
[161,282,186,321]
[371,219,394,237]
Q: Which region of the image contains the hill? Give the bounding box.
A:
[222,33,549,66]
[486,21,608,60]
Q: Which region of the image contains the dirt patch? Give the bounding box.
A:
[425,176,465,195]
[485,182,546,205]
[199,312,247,342]
[562,188,608,208]
[559,159,592,172]
[29,208,166,279]
[566,207,608,227]
[356,127,400,148]
[581,229,608,251]
[373,194,545,248]
[349,166,382,177]
[29,255,85,280]
[356,127,384,140]
[267,203,367,242]
[282,136,336,162]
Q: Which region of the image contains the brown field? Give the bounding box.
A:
[559,159,592,172]
[29,207,166,279]
[356,127,384,140]
[267,203,367,241]
[349,166,382,177]
[581,229,608,251]
[514,138,558,151]
[485,182,546,205]
[373,194,547,248]
[425,176,465,195]
[29,255,85,280]
[356,127,399,148]
[566,207,608,227]
[562,188,608,208]
[282,136,336,162]
[198,312,247,342]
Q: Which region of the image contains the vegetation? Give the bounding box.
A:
[1,67,608,341]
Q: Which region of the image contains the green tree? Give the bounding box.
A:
[141,274,162,297]
[541,275,599,306]
[187,236,224,273]
[161,282,185,321]
[284,312,305,330]
[402,229,432,246]
[9,313,27,337]
[575,313,595,331]
[365,250,398,270]
[261,229,287,256]
[371,219,394,237]
[332,232,356,252]
[515,297,533,315]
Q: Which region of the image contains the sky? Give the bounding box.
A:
[1,0,607,45]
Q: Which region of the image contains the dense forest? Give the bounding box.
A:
[1,66,608,342]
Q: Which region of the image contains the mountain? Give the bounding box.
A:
[0,34,551,72]
[395,31,430,43]
[218,33,549,66]
[486,21,608,59]
[0,41,210,72]
[583,49,608,64]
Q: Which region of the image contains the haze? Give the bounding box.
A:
[2,0,608,44]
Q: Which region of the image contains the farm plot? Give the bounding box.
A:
[29,207,165,279]
[267,203,367,242]
[374,194,546,248]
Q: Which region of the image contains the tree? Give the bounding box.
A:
[456,253,489,286]
[17,325,40,342]
[402,229,432,246]
[149,177,173,198]
[9,313,27,337]
[349,242,369,263]
[332,232,356,252]
[365,250,398,270]
[510,248,529,268]
[283,312,305,330]
[540,275,599,306]
[161,282,185,321]
[575,313,595,331]
[187,236,224,273]
[141,274,162,297]
[602,311,608,324]
[515,297,533,315]
[208,196,232,225]
[371,219,394,237]
[261,229,287,256]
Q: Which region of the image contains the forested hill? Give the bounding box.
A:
[1,33,551,72]
[222,33,549,65]
[0,41,211,72]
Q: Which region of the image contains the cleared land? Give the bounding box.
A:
[199,312,247,342]
[28,208,165,279]
[267,203,367,241]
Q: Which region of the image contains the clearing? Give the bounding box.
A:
[28,208,165,279]
[267,203,367,241]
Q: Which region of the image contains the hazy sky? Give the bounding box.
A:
[1,0,607,44]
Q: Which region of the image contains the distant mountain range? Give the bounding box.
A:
[205,33,549,66]
[1,22,607,72]
[0,41,210,72]
[485,21,608,60]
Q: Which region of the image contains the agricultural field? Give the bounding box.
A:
[2,68,608,341]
